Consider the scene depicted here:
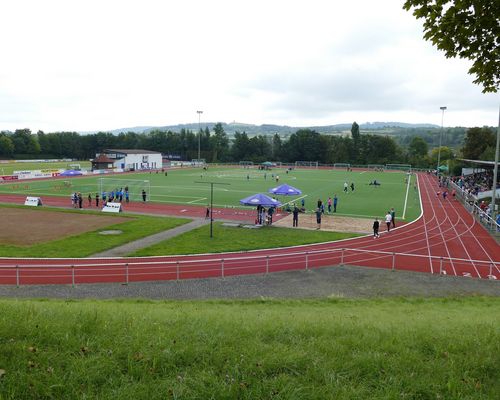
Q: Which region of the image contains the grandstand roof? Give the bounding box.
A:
[458,159,497,167]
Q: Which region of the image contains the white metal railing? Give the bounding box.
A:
[0,247,498,286]
[448,180,500,234]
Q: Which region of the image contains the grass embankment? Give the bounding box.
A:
[0,206,190,258]
[131,222,360,256]
[0,298,498,399]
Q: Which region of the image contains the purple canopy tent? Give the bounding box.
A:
[239,193,281,207]
[240,193,281,225]
[268,183,302,196]
[60,169,83,176]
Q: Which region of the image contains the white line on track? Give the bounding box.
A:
[402,173,411,219]
[419,174,435,273]
[422,173,456,275]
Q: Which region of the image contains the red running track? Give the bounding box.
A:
[0,172,499,284]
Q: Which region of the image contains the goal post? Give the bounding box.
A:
[98,178,151,202]
[191,159,206,167]
[239,161,254,168]
[295,161,319,168]
[367,164,385,170]
[386,164,412,172]
[333,163,351,169]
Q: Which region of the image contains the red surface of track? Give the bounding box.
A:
[1,173,499,284]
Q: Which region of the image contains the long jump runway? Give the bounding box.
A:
[0,173,499,284]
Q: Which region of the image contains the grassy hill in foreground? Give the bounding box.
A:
[0,297,498,399]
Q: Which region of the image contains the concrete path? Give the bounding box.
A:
[90,218,209,258]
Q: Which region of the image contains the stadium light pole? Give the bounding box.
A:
[197,110,203,161]
[491,104,499,221]
[436,106,447,176]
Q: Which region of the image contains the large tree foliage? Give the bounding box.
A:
[1,126,430,167]
[430,146,454,165]
[461,126,496,160]
[403,0,500,93]
[0,134,14,156]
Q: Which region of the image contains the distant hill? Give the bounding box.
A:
[100,121,439,136]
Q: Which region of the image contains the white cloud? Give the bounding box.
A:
[0,0,497,132]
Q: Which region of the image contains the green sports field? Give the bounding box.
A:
[0,166,421,221]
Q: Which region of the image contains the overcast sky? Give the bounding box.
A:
[0,0,498,132]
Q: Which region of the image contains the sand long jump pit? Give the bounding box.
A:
[1,208,130,246]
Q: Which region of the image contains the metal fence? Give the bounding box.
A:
[448,180,500,235]
[1,247,498,286]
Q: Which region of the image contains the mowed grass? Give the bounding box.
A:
[0,205,190,258]
[0,297,498,399]
[0,167,421,222]
[131,222,360,256]
[0,161,91,175]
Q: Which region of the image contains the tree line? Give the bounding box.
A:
[0,123,495,172]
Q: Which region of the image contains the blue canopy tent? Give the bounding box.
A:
[268,183,302,196]
[60,169,83,176]
[240,193,281,225]
[239,193,281,207]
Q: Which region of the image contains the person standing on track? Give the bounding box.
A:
[292,204,299,227]
[333,194,338,212]
[390,207,396,228]
[95,192,100,207]
[385,211,392,232]
[327,197,332,213]
[373,217,380,238]
[315,207,322,229]
[142,189,147,202]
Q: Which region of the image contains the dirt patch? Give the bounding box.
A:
[1,208,130,245]
[273,212,373,234]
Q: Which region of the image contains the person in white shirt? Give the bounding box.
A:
[385,211,392,232]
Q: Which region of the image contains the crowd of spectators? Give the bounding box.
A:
[449,170,498,197]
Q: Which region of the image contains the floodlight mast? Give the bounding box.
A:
[437,106,447,175]
[491,105,499,220]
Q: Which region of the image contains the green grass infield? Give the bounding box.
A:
[130,222,360,256]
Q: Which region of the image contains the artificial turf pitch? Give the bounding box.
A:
[0,167,421,222]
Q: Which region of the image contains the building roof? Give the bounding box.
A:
[92,154,115,163]
[104,149,161,155]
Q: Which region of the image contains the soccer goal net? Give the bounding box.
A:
[295,161,319,168]
[386,164,412,172]
[367,164,385,170]
[191,159,206,167]
[67,163,81,170]
[333,163,351,169]
[239,161,254,168]
[98,178,151,202]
